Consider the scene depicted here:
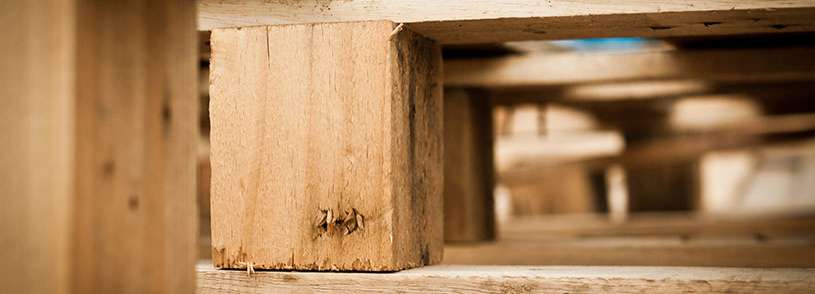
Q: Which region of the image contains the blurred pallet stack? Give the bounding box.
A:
[191,1,815,292]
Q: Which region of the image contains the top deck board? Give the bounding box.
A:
[199,1,815,43]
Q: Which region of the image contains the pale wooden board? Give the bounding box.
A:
[72,1,199,293]
[443,89,495,242]
[444,238,815,267]
[0,1,74,293]
[197,262,815,293]
[441,213,815,267]
[502,213,815,239]
[209,21,442,271]
[198,1,815,44]
[1,1,197,293]
[446,47,815,88]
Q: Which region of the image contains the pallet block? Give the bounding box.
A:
[443,89,495,242]
[209,21,443,271]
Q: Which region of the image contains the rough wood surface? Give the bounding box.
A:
[71,1,199,293]
[209,21,443,271]
[443,89,495,242]
[446,47,815,88]
[0,1,74,293]
[197,262,815,293]
[198,1,815,44]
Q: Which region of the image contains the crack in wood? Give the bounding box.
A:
[314,208,364,239]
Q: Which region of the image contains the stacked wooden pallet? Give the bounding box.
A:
[5,1,815,293]
[195,1,815,293]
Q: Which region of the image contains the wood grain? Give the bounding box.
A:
[198,1,815,44]
[209,21,443,271]
[197,262,815,293]
[443,89,495,242]
[446,47,815,88]
[72,0,198,293]
[1,1,198,293]
[0,1,74,293]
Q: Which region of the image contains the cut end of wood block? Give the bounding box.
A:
[209,20,442,272]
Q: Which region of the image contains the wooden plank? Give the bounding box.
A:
[71,1,198,293]
[0,1,74,293]
[443,89,495,242]
[446,47,815,88]
[445,213,815,267]
[2,1,198,293]
[501,213,815,239]
[198,1,815,44]
[209,21,443,271]
[197,262,815,293]
[444,238,815,267]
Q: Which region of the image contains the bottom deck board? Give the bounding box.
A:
[197,262,814,293]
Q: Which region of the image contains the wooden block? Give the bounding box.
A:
[443,89,495,242]
[209,21,443,271]
[198,1,815,44]
[625,160,700,212]
[197,263,815,293]
[1,1,198,293]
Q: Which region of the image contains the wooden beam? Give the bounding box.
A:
[446,47,815,88]
[1,1,198,293]
[209,21,443,271]
[197,263,815,293]
[0,1,74,293]
[73,1,198,293]
[501,213,815,239]
[444,238,815,267]
[446,213,815,267]
[443,89,495,242]
[198,1,815,44]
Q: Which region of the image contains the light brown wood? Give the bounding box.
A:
[501,213,815,239]
[198,1,815,44]
[506,167,597,215]
[446,213,815,267]
[502,114,815,185]
[444,238,815,267]
[72,1,198,293]
[446,47,815,88]
[1,1,197,293]
[197,262,815,293]
[443,89,495,242]
[209,21,443,271]
[0,1,74,293]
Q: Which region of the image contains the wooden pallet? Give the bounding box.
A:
[6,1,815,293]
